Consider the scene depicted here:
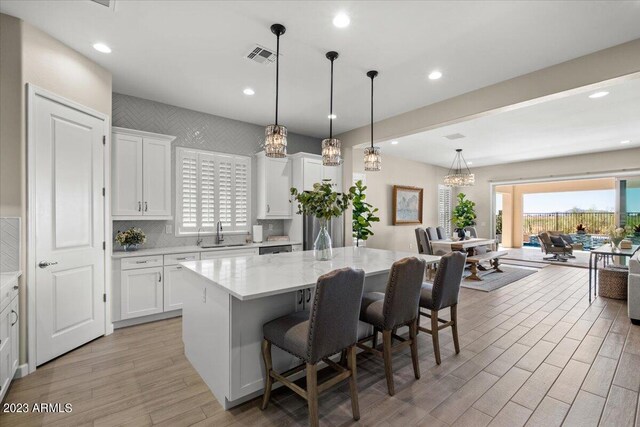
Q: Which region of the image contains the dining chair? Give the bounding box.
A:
[419,252,466,364]
[357,257,426,395]
[436,226,448,240]
[415,228,437,280]
[426,227,439,241]
[261,267,365,427]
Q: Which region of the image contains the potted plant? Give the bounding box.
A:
[291,180,355,260]
[352,180,380,247]
[607,225,627,251]
[115,227,146,251]
[452,193,477,239]
[576,223,587,234]
[495,209,503,243]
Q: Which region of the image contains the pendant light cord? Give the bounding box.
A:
[370,74,374,148]
[275,33,280,126]
[329,58,334,138]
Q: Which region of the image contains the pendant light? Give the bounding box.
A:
[364,70,381,171]
[444,148,475,187]
[321,51,342,166]
[264,24,287,158]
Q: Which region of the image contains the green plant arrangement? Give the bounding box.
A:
[634,224,640,236]
[115,227,146,251]
[291,180,355,260]
[351,180,380,247]
[452,192,477,238]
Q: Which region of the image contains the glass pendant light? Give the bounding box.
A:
[444,148,475,187]
[364,70,381,171]
[322,51,342,166]
[264,24,287,158]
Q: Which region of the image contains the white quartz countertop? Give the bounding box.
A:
[180,247,440,301]
[112,241,302,259]
[0,271,22,288]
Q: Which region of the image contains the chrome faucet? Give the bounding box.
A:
[196,227,203,247]
[216,221,224,244]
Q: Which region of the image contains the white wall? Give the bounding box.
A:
[351,152,447,252]
[462,146,640,238]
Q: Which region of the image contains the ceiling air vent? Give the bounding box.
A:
[89,0,116,11]
[246,45,277,65]
[444,133,466,140]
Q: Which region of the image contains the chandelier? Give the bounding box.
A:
[364,70,381,171]
[264,24,287,158]
[322,51,342,166]
[444,149,474,187]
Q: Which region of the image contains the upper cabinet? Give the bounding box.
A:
[256,152,292,219]
[290,153,343,192]
[112,127,175,220]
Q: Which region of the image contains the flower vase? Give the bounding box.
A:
[123,243,139,252]
[314,218,333,261]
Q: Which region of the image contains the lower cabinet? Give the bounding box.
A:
[163,265,186,311]
[0,290,19,402]
[120,267,164,320]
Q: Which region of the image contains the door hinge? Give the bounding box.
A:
[102,187,105,197]
[103,293,106,303]
[103,135,106,145]
[103,241,106,250]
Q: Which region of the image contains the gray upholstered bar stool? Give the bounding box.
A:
[261,267,365,427]
[357,257,426,396]
[419,252,466,365]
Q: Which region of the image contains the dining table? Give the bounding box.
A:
[588,243,640,303]
[430,237,497,255]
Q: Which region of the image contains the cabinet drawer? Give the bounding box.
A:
[0,278,18,314]
[121,255,163,270]
[201,248,259,260]
[164,252,200,266]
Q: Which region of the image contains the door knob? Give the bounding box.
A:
[38,261,58,268]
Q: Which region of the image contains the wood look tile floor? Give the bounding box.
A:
[2,265,639,426]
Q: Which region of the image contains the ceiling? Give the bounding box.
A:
[2,1,640,137]
[367,77,640,168]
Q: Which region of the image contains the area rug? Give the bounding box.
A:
[459,265,540,292]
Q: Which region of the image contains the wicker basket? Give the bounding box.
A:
[598,265,628,300]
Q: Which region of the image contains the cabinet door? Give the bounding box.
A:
[112,133,143,216]
[201,248,259,260]
[142,138,172,216]
[265,158,292,218]
[303,158,323,191]
[323,164,342,191]
[164,265,187,311]
[9,297,18,374]
[0,305,10,397]
[120,267,164,320]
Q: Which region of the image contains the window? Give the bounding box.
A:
[176,147,251,235]
[438,185,452,237]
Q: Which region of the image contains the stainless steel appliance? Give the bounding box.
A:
[303,215,344,251]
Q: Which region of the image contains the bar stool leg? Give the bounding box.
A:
[306,363,319,427]
[260,339,273,410]
[346,346,360,420]
[409,319,420,379]
[372,327,378,349]
[382,330,395,395]
[451,304,460,354]
[431,310,441,365]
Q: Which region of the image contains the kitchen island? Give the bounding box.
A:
[180,246,440,409]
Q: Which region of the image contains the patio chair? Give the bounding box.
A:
[538,232,572,262]
[550,231,584,252]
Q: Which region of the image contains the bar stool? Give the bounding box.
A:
[419,252,466,364]
[261,267,365,427]
[357,257,426,396]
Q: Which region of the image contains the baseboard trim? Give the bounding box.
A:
[106,323,114,335]
[113,310,182,329]
[14,363,29,379]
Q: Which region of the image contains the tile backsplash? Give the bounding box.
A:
[0,217,20,272]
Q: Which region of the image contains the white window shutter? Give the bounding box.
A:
[233,157,250,229]
[438,185,452,237]
[177,149,198,234]
[217,155,233,228]
[199,152,216,230]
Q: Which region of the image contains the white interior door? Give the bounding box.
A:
[33,92,106,366]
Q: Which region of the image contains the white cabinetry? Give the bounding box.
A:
[256,152,292,219]
[201,248,259,260]
[163,252,200,311]
[120,266,164,320]
[112,127,175,219]
[0,275,19,402]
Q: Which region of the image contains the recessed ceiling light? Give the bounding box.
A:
[467,161,473,165]
[391,140,399,145]
[620,140,631,144]
[92,43,111,53]
[333,13,350,28]
[428,70,442,80]
[588,91,609,99]
[243,88,255,96]
[328,114,337,119]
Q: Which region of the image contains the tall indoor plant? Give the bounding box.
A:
[452,192,477,238]
[291,180,355,260]
[352,180,379,247]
